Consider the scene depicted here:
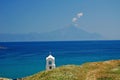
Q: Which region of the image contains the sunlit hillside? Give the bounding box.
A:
[23,60,120,80]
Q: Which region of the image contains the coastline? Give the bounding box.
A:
[1,59,120,80]
[0,41,120,79]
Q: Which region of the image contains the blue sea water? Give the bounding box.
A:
[0,41,120,79]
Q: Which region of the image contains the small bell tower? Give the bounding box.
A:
[46,54,56,70]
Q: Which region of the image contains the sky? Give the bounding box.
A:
[0,0,120,40]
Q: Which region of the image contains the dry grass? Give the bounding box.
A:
[23,60,120,80]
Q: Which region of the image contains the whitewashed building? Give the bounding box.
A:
[46,54,56,70]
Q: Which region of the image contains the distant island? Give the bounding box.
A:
[0,46,7,49]
[0,25,103,42]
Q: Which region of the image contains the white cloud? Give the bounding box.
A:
[72,17,77,22]
[77,12,83,18]
[72,12,83,24]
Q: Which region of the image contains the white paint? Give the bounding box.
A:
[46,54,56,70]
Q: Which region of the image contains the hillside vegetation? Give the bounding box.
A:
[23,60,120,80]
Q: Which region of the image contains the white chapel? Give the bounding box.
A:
[46,54,56,70]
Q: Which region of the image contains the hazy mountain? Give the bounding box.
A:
[40,25,103,41]
[0,25,103,42]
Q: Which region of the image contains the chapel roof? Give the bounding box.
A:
[46,54,55,60]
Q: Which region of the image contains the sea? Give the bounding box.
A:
[0,40,120,79]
